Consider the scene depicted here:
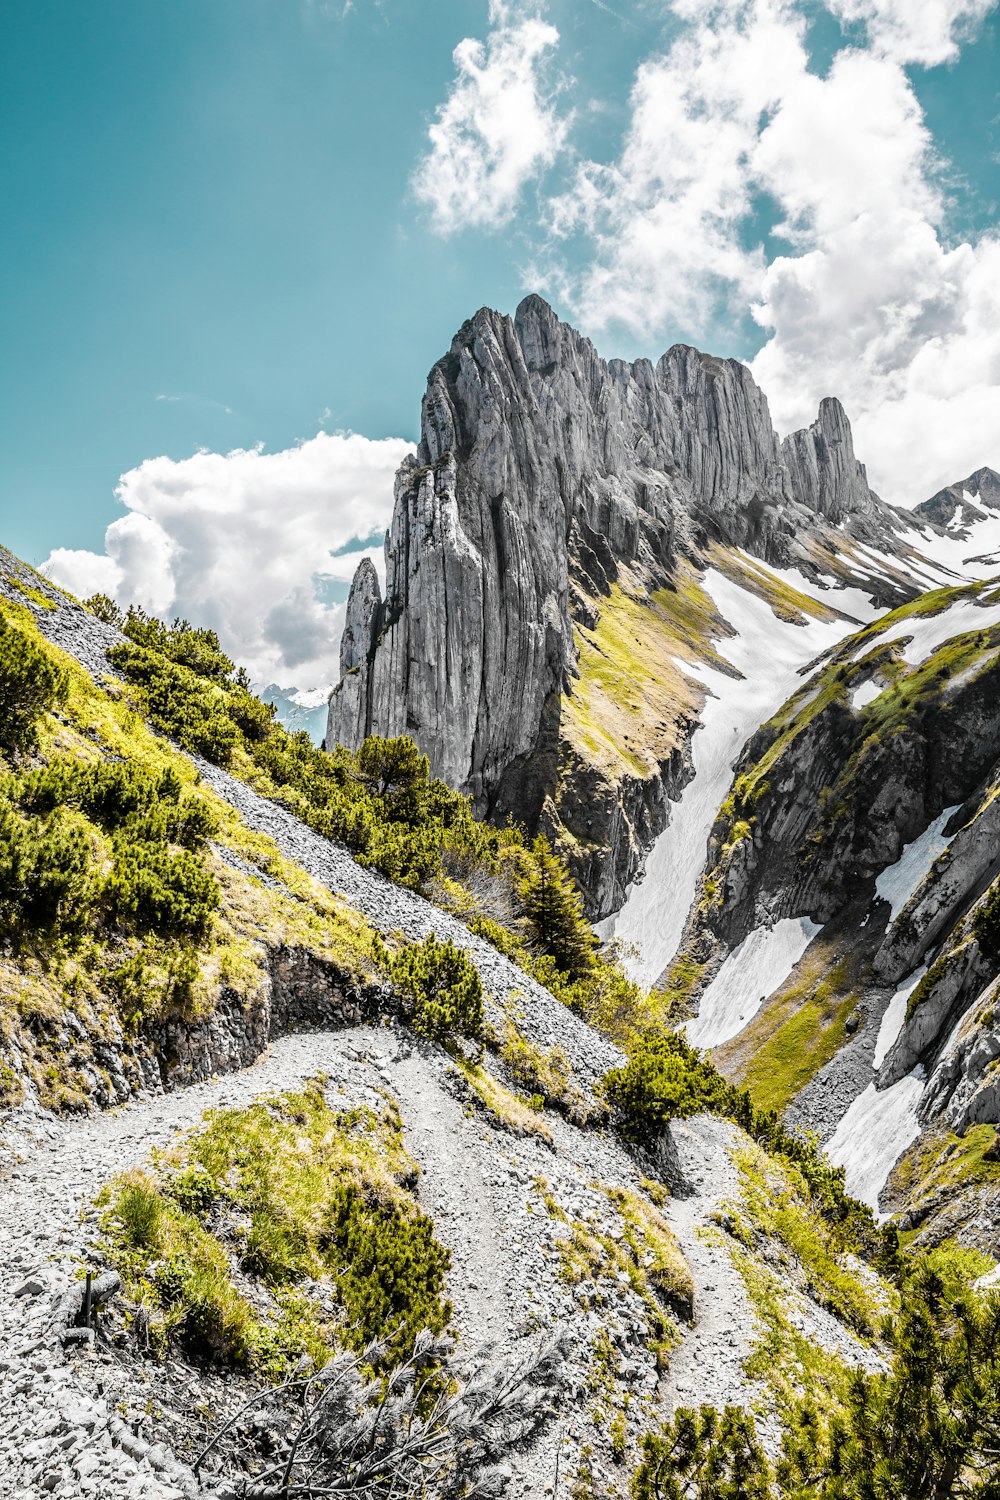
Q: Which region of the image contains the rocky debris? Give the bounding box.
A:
[0,1026,701,1500]
[662,1117,775,1441]
[326,296,903,915]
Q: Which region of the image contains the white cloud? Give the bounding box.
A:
[826,0,996,66]
[42,432,411,690]
[748,41,1000,500]
[535,0,1000,505]
[413,1,569,234]
[544,0,801,336]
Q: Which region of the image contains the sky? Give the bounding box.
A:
[3,0,999,690]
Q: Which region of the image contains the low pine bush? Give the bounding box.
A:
[389,934,484,1044]
[0,608,68,754]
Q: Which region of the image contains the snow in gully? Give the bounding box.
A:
[607,567,865,988]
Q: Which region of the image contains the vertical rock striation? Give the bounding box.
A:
[327,295,896,912]
[780,397,880,526]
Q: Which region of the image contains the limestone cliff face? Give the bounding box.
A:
[328,295,892,913]
[780,398,880,527]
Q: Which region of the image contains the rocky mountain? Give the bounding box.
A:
[652,569,1000,1249]
[326,297,1000,1256]
[327,296,936,920]
[915,464,1000,529]
[257,681,329,743]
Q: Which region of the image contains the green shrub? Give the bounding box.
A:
[973,876,1000,957]
[106,838,219,938]
[17,757,216,847]
[390,934,484,1043]
[101,1081,452,1376]
[85,593,123,626]
[0,800,97,937]
[603,1027,897,1271]
[604,1030,733,1143]
[632,1405,771,1500]
[323,1181,452,1366]
[0,609,69,754]
[635,1256,1000,1500]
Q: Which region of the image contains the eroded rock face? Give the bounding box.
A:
[780,397,880,527]
[326,296,890,909]
[327,558,381,754]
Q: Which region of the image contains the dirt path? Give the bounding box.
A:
[662,1116,772,1437]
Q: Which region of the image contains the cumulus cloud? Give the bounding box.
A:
[535,0,1000,504]
[413,0,569,233]
[544,0,801,336]
[42,433,411,691]
[826,0,996,66]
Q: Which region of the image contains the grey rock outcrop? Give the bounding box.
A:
[780,397,880,526]
[327,296,892,907]
[327,556,382,754]
[916,465,1000,528]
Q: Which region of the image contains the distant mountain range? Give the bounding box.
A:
[258,681,329,743]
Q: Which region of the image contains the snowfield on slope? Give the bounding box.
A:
[685,917,821,1051]
[852,595,1000,668]
[607,567,861,986]
[875,807,959,924]
[851,678,882,711]
[899,510,1000,582]
[872,968,926,1071]
[825,1069,925,1214]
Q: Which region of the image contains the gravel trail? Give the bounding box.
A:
[662,1116,772,1434]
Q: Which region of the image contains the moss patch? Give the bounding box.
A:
[713,924,869,1112]
[564,562,730,781]
[887,1124,1000,1248]
[456,1057,554,1144]
[712,1139,891,1419]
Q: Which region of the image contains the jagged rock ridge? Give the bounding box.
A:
[915,465,1000,528]
[327,296,906,915]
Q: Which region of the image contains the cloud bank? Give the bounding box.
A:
[43,433,411,691]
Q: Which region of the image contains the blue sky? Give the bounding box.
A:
[4,0,999,687]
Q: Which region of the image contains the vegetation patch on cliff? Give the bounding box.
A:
[564,563,727,782]
[0,596,391,1111]
[713,925,869,1114]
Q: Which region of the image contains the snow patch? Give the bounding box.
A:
[291,685,333,709]
[872,968,925,1071]
[607,566,854,985]
[739,554,880,626]
[908,512,1000,580]
[857,597,1000,668]
[825,1070,925,1215]
[875,807,959,924]
[850,679,881,711]
[685,917,821,1051]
